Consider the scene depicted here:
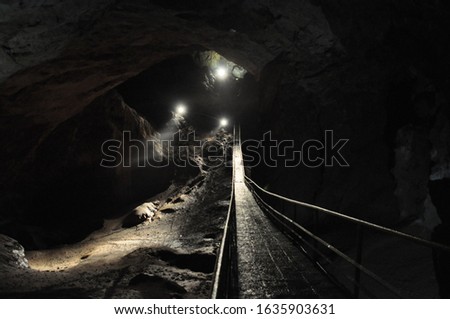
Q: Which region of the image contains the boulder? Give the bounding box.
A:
[0,234,29,270]
[122,202,157,228]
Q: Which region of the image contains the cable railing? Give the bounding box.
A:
[210,126,238,299]
[211,126,450,298]
[244,174,450,298]
[210,182,237,298]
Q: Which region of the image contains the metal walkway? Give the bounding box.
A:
[232,133,343,298]
[210,127,450,299]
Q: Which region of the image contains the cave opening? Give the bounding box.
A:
[116,51,258,135]
[1,50,256,251]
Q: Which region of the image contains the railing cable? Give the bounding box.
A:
[245,175,450,253]
[247,182,403,298]
[210,125,237,299]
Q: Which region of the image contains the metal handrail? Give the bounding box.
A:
[210,183,235,298]
[210,126,237,299]
[245,175,450,253]
[245,174,450,297]
[247,182,403,298]
[212,125,450,298]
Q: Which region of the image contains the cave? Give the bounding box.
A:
[1,0,450,300]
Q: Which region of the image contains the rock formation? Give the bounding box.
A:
[1,0,450,246]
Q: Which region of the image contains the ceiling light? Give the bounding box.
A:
[219,118,229,127]
[175,103,187,115]
[215,66,228,80]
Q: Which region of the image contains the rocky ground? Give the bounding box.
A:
[0,166,231,299]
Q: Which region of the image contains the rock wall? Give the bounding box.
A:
[252,0,450,224]
[1,0,450,243]
[1,91,172,248]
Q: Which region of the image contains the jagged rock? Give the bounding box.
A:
[122,203,157,228]
[152,200,161,207]
[0,234,29,270]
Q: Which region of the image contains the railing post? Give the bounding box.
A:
[354,224,364,298]
[313,211,319,234]
[313,211,319,257]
